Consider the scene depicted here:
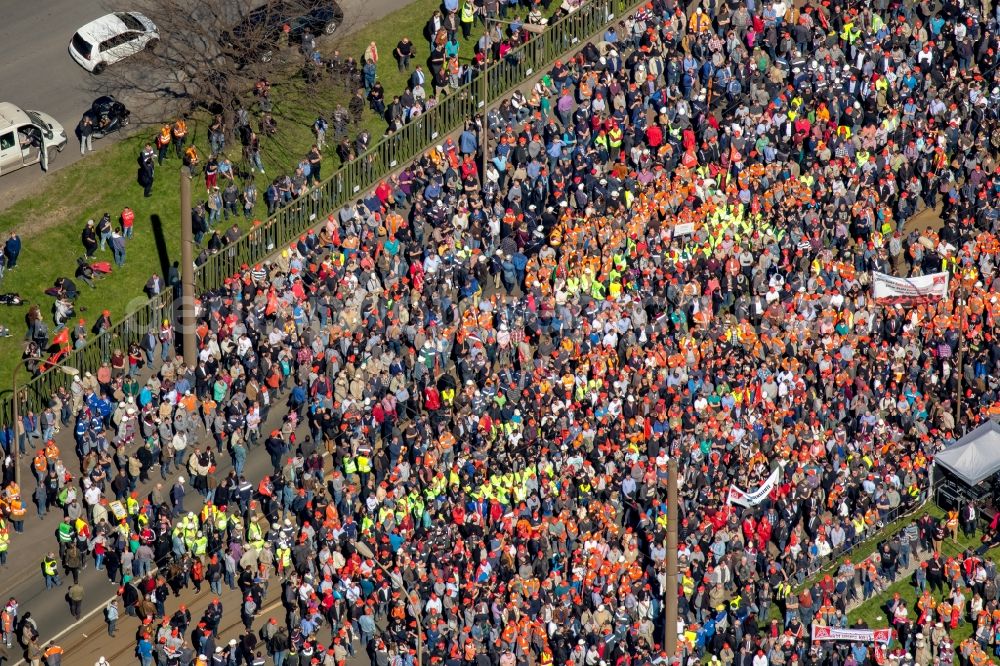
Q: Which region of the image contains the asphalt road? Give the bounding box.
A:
[0,0,413,210]
[0,0,116,204]
[0,0,420,646]
[0,384,313,666]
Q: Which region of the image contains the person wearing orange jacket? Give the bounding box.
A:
[155,124,171,165]
[8,494,25,533]
[171,118,187,159]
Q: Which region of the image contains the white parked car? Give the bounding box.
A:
[69,12,159,74]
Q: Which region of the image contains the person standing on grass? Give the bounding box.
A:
[242,178,257,219]
[96,212,112,252]
[4,231,21,270]
[217,156,235,185]
[364,40,378,65]
[307,144,322,185]
[138,147,155,198]
[192,203,208,244]
[156,124,172,165]
[110,227,127,268]
[81,220,98,258]
[121,206,134,239]
[207,187,223,226]
[208,114,225,155]
[460,0,474,38]
[171,118,187,159]
[363,58,377,94]
[395,37,414,71]
[222,182,240,221]
[204,155,218,191]
[244,130,264,175]
[312,116,327,149]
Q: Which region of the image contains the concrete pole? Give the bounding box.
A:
[179,166,197,364]
[665,457,679,661]
[480,59,489,190]
[954,286,967,433]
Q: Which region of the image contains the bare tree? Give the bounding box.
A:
[102,0,347,145]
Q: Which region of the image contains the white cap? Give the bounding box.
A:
[177,476,185,484]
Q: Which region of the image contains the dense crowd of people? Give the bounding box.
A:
[319,0,571,165]
[870,510,1000,666]
[7,0,1000,664]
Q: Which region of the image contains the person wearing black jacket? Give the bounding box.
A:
[170,605,192,637]
[77,115,93,155]
[81,220,98,258]
[137,149,155,197]
[120,579,140,617]
[926,552,944,593]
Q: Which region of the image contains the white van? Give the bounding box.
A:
[0,103,68,176]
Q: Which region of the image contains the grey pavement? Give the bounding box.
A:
[0,374,310,666]
[0,0,113,205]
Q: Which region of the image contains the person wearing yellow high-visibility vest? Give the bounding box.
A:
[607,122,623,162]
[215,511,229,535]
[184,515,198,551]
[192,532,208,556]
[276,544,292,575]
[247,519,265,551]
[356,444,372,492]
[840,20,860,44]
[126,494,139,519]
[42,552,61,588]
[460,0,475,39]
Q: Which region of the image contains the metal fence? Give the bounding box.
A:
[8,290,174,423]
[792,497,929,591]
[0,0,640,424]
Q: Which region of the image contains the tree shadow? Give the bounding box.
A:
[149,214,172,281]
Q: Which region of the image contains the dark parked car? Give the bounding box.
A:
[82,96,130,139]
[223,0,344,64]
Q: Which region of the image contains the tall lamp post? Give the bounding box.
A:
[12,357,80,488]
[665,457,679,662]
[180,166,197,363]
[355,541,423,666]
[954,285,968,433]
